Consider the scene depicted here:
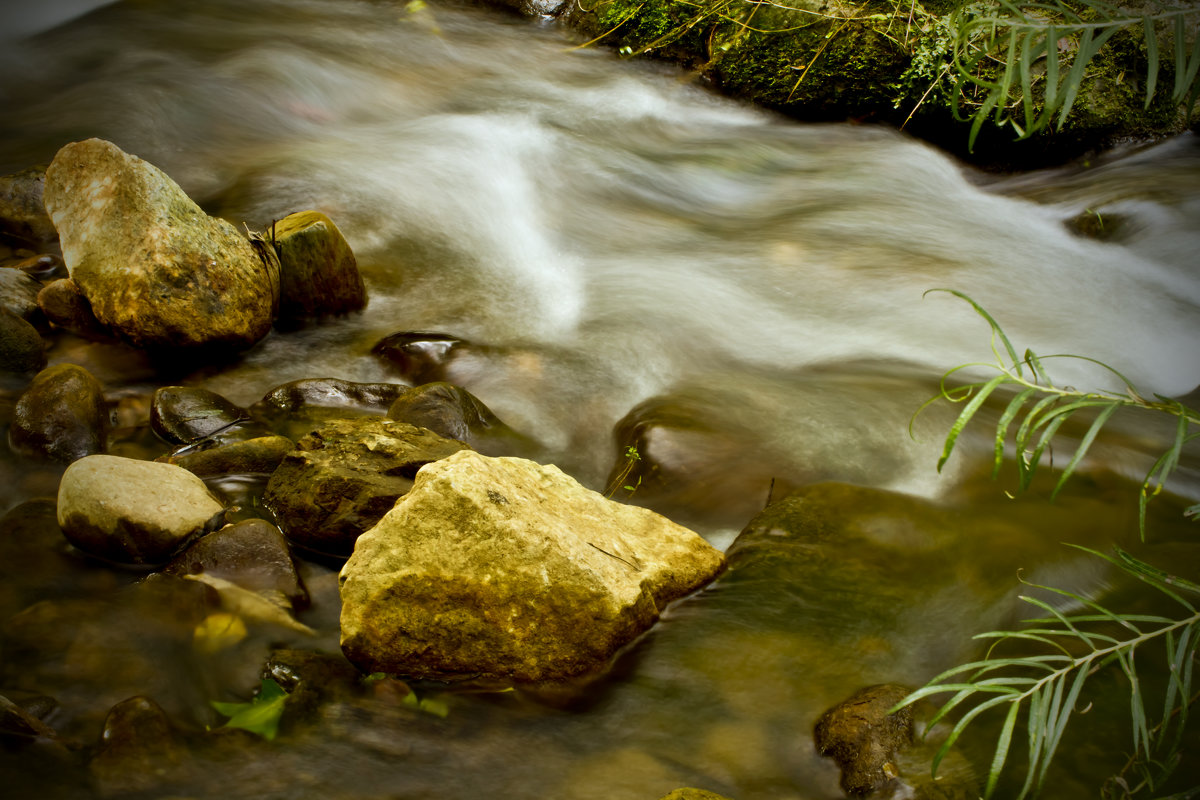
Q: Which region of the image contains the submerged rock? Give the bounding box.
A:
[658,790,735,800]
[0,165,56,246]
[267,210,367,321]
[42,138,278,352]
[88,696,185,797]
[387,381,537,457]
[10,363,109,462]
[0,266,43,320]
[263,417,469,556]
[0,306,46,372]
[11,253,67,282]
[255,377,408,415]
[150,385,252,445]
[372,331,466,384]
[57,454,224,564]
[163,519,307,609]
[339,450,726,683]
[37,277,111,340]
[814,683,914,795]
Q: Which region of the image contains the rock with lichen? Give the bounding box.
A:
[42,138,278,351]
[339,450,726,683]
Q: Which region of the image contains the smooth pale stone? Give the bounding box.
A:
[57,454,224,564]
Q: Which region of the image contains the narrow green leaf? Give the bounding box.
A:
[996,30,1019,124]
[938,373,1011,472]
[1041,26,1061,127]
[1144,16,1159,107]
[925,289,1023,370]
[1020,684,1051,798]
[933,693,1017,776]
[1173,14,1187,100]
[1052,402,1121,499]
[1020,408,1071,492]
[1037,663,1090,793]
[985,701,1022,799]
[995,387,1038,477]
[970,92,1001,152]
[1020,29,1037,132]
[1056,29,1094,129]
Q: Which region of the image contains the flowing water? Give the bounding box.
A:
[2,0,1200,797]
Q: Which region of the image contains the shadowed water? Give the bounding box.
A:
[2,0,1199,797]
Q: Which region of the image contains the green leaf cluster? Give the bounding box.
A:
[902,547,1199,798]
[945,0,1200,150]
[901,291,1200,797]
[211,678,289,741]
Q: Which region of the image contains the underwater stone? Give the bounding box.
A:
[43,138,278,352]
[89,696,184,797]
[255,377,408,414]
[0,165,56,246]
[339,450,726,683]
[163,518,308,608]
[814,684,914,795]
[387,381,537,457]
[372,331,465,384]
[0,266,43,321]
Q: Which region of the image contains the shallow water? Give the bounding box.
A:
[2,0,1200,797]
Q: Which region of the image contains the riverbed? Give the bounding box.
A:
[2,0,1199,797]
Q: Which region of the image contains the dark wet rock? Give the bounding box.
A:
[0,693,60,744]
[9,363,109,462]
[150,385,252,445]
[255,377,409,415]
[0,499,128,619]
[339,450,726,682]
[12,253,67,281]
[161,434,295,478]
[88,696,185,797]
[37,277,112,340]
[267,210,367,321]
[0,576,215,742]
[57,454,225,565]
[0,165,57,245]
[387,381,537,457]
[1065,209,1130,240]
[163,519,307,609]
[658,790,735,800]
[372,331,466,384]
[0,306,46,372]
[42,138,278,352]
[262,649,364,725]
[263,417,469,556]
[0,265,44,320]
[814,684,914,795]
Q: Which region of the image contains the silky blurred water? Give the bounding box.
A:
[2,0,1199,797]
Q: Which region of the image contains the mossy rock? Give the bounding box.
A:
[554,0,1197,167]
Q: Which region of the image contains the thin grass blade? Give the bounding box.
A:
[1145,16,1160,107]
[1051,401,1121,498]
[938,373,1010,472]
[985,700,1022,799]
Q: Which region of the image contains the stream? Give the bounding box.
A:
[2,0,1200,797]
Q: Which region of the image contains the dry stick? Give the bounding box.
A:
[787,17,856,101]
[901,63,951,129]
[564,1,647,51]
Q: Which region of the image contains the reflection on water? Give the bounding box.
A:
[2,0,1199,797]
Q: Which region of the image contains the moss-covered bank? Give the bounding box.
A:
[504,0,1196,168]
